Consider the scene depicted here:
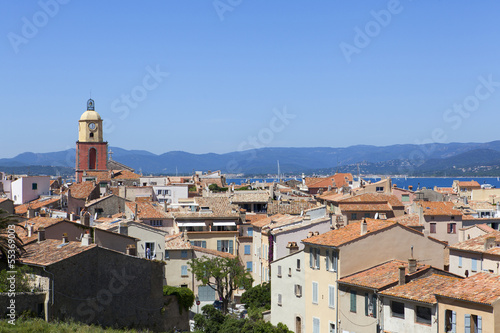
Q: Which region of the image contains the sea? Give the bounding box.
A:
[226,177,500,190]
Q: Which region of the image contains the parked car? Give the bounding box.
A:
[213,300,223,311]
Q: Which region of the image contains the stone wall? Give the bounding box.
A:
[0,292,47,319]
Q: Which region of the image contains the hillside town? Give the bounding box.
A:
[2,100,500,333]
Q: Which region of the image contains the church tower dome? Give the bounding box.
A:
[75,99,108,183]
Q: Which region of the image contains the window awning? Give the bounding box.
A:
[213,222,236,226]
[177,222,206,227]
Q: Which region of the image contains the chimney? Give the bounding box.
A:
[398,266,406,285]
[408,258,417,273]
[81,212,90,227]
[62,233,68,244]
[27,208,35,219]
[38,227,45,242]
[307,231,313,238]
[183,230,188,242]
[81,230,91,246]
[408,185,413,191]
[126,244,137,256]
[360,219,368,235]
[286,242,299,254]
[119,222,128,236]
[27,224,33,238]
[485,236,496,251]
[314,231,319,236]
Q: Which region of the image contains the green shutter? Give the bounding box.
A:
[365,293,368,316]
[350,290,356,312]
[310,248,314,268]
[217,240,221,252]
[229,240,233,254]
[202,241,206,248]
[372,294,377,318]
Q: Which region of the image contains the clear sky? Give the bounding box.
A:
[2,0,500,158]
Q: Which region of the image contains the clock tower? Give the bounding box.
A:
[75,99,108,182]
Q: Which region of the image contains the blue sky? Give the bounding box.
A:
[2,0,500,158]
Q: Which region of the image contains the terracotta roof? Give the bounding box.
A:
[69,182,96,199]
[267,200,317,215]
[317,191,348,202]
[164,233,193,250]
[435,272,500,305]
[126,201,168,219]
[251,215,274,228]
[381,273,462,304]
[418,201,462,216]
[167,197,241,218]
[434,187,455,194]
[245,213,268,224]
[15,217,66,244]
[84,171,112,182]
[231,191,270,203]
[339,203,393,212]
[15,196,60,214]
[457,180,481,188]
[193,246,236,259]
[476,224,497,233]
[20,239,97,266]
[85,194,119,207]
[338,193,404,208]
[387,214,421,227]
[302,219,396,247]
[0,198,10,204]
[468,201,496,210]
[267,214,305,231]
[112,170,141,180]
[339,259,427,290]
[449,230,500,255]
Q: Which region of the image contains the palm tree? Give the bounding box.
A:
[0,209,25,264]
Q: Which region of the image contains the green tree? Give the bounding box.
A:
[189,256,252,314]
[0,265,35,292]
[163,285,195,313]
[0,209,25,265]
[241,282,271,311]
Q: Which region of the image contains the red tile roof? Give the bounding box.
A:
[302,219,396,247]
[381,273,462,304]
[193,246,236,259]
[15,217,65,244]
[15,196,60,214]
[339,193,404,208]
[387,214,421,227]
[69,182,96,199]
[126,201,168,219]
[112,170,141,180]
[418,201,462,216]
[435,272,500,305]
[165,233,193,250]
[449,230,500,255]
[20,239,97,266]
[339,260,428,290]
[457,180,481,188]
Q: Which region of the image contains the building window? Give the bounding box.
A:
[430,223,436,233]
[32,183,38,190]
[416,306,431,325]
[165,250,169,259]
[402,194,410,202]
[217,240,234,254]
[391,301,405,319]
[295,284,302,297]
[445,310,456,333]
[244,245,251,255]
[365,293,376,317]
[315,248,320,269]
[313,317,320,333]
[471,258,478,272]
[277,265,282,278]
[181,250,188,258]
[458,256,462,267]
[150,220,162,226]
[312,282,318,304]
[190,241,207,248]
[288,267,292,277]
[376,186,384,192]
[465,314,482,333]
[330,250,338,272]
[181,265,188,277]
[447,223,456,234]
[277,294,282,306]
[351,213,357,220]
[297,259,301,271]
[364,213,370,218]
[328,285,335,308]
[246,261,252,272]
[247,227,253,237]
[350,290,357,312]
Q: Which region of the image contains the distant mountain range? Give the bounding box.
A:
[2,141,500,177]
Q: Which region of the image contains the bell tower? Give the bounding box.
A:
[75,99,108,182]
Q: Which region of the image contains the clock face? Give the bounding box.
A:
[89,123,96,130]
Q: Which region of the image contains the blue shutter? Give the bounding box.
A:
[313,317,320,333]
[312,282,318,304]
[329,285,335,308]
[181,265,188,276]
[472,258,477,271]
[316,248,320,269]
[333,251,338,272]
[465,314,471,333]
[459,256,462,267]
[248,227,253,236]
[190,241,194,246]
[452,311,456,333]
[326,250,330,271]
[229,240,233,254]
[202,241,206,248]
[478,315,482,333]
[217,240,221,252]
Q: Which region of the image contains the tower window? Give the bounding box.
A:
[89,148,97,170]
[89,132,94,138]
